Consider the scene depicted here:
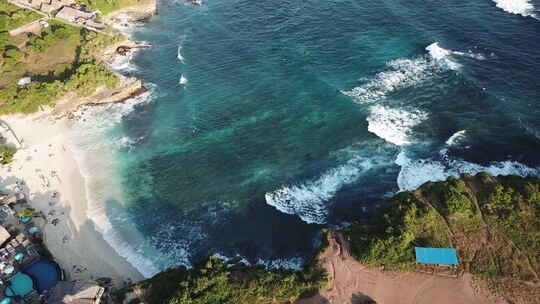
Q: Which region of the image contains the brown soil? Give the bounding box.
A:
[24,42,76,75]
[296,232,504,304]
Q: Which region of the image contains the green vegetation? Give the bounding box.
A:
[0,0,41,32]
[118,256,326,304]
[18,207,37,218]
[0,145,15,164]
[0,18,122,114]
[342,191,452,270]
[342,173,540,303]
[76,0,151,15]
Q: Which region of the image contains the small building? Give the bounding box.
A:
[16,77,32,86]
[415,247,458,265]
[41,1,63,14]
[0,226,10,247]
[84,20,106,30]
[55,6,95,23]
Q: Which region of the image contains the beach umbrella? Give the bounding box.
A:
[0,298,11,304]
[28,227,38,234]
[4,265,14,274]
[14,253,24,261]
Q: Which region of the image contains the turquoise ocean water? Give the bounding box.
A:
[73,0,540,277]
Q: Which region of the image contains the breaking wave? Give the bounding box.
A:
[492,0,538,18]
[177,45,185,63]
[445,130,467,146]
[366,105,428,146]
[341,42,482,105]
[396,150,540,191]
[265,155,385,224]
[107,49,138,73]
[425,42,462,70]
[341,57,442,104]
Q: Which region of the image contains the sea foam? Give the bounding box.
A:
[341,57,441,104]
[177,45,185,63]
[445,130,467,146]
[425,42,462,70]
[342,42,476,105]
[492,0,537,18]
[396,150,540,192]
[265,155,386,224]
[366,105,428,146]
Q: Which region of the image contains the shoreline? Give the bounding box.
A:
[0,112,144,286]
[0,0,158,287]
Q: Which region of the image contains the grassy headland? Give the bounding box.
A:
[0,0,153,115]
[342,173,540,303]
[0,16,122,114]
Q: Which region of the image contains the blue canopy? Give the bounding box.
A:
[4,273,35,297]
[415,247,458,265]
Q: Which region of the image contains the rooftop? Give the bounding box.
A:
[415,247,459,265]
[0,226,10,247]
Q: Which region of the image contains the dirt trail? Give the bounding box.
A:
[296,232,503,304]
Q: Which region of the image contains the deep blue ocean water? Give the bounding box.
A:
[77,0,540,276]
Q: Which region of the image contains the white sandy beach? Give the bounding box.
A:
[0,112,144,286]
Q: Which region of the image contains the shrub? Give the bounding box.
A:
[0,145,16,164]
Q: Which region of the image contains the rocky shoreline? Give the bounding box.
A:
[51,0,158,117]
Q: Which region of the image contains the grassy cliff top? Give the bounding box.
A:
[0,17,124,114]
[342,173,540,303]
[0,0,41,32]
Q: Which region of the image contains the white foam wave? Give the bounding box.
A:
[107,48,138,73]
[451,50,487,60]
[179,74,188,85]
[366,105,428,146]
[115,136,144,150]
[341,57,440,104]
[265,156,384,224]
[111,13,146,35]
[177,45,185,63]
[426,42,461,70]
[492,0,537,18]
[445,130,467,146]
[71,88,162,278]
[341,42,473,105]
[396,150,540,191]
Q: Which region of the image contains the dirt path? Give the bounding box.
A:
[296,232,503,304]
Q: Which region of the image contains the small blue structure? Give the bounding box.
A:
[4,273,35,297]
[415,247,458,265]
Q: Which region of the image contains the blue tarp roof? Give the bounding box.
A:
[415,247,458,265]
